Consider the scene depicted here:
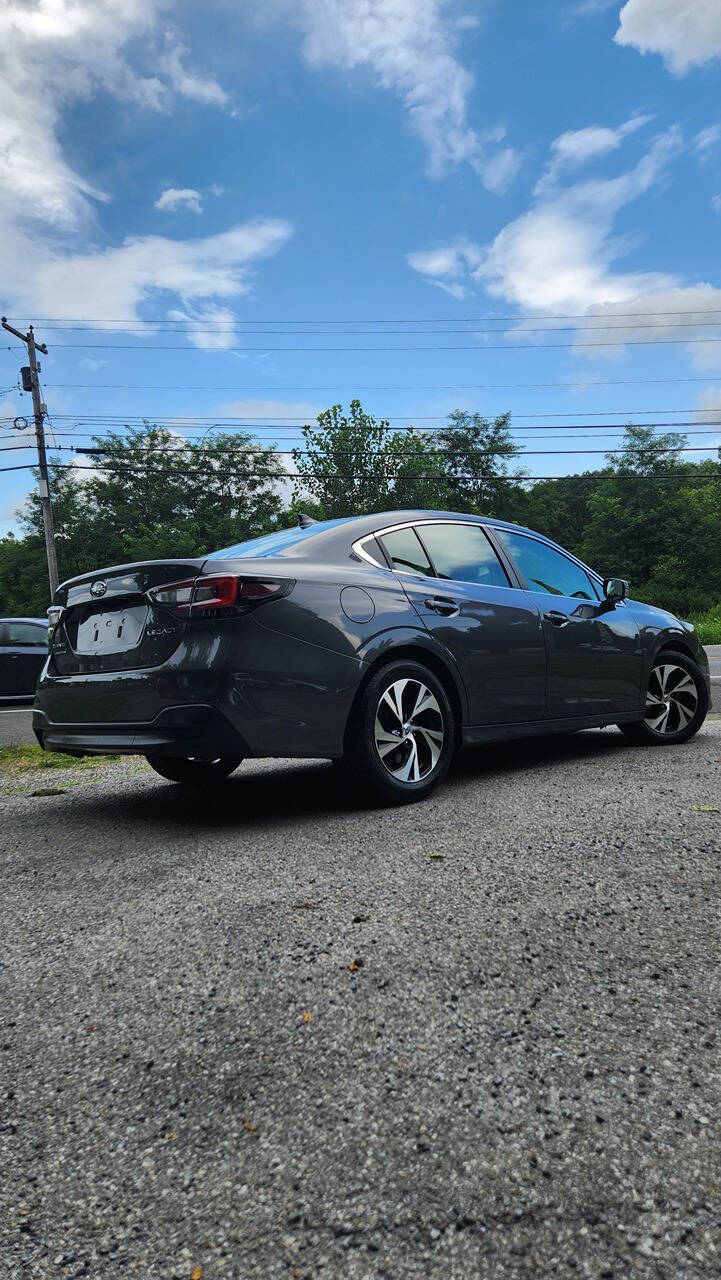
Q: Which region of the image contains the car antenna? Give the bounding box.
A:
[297,513,317,529]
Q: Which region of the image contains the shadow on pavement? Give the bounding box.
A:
[82,727,633,831]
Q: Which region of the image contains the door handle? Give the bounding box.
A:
[424,597,459,617]
[543,610,569,627]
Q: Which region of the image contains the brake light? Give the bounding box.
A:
[148,575,291,617]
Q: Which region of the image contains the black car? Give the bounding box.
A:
[33,512,711,802]
[0,617,48,699]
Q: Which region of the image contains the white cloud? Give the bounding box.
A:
[406,239,483,298]
[155,187,205,214]
[407,124,721,366]
[712,194,721,214]
[695,387,721,423]
[547,115,651,171]
[483,147,522,195]
[78,358,107,372]
[479,129,682,314]
[694,124,721,155]
[258,0,518,189]
[573,286,721,367]
[161,39,230,107]
[408,128,682,312]
[615,0,721,74]
[0,1,229,232]
[2,219,293,350]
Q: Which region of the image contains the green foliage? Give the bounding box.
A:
[291,399,522,516]
[690,606,721,645]
[431,410,524,515]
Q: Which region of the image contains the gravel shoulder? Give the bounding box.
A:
[1,726,720,1279]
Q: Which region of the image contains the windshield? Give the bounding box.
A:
[207,518,351,559]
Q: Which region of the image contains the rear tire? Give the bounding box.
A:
[619,650,708,746]
[145,754,243,784]
[339,659,456,805]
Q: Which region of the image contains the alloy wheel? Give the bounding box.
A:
[644,662,699,736]
[374,677,445,783]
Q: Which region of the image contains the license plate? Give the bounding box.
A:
[75,606,148,654]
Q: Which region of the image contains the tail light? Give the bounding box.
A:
[47,604,64,644]
[148,575,292,618]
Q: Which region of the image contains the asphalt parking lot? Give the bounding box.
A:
[2,723,721,1278]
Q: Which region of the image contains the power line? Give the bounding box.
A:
[2,408,716,422]
[4,422,717,442]
[15,307,721,323]
[6,429,720,448]
[3,441,714,460]
[61,443,721,459]
[3,460,720,483]
[34,377,721,390]
[36,337,721,351]
[9,321,721,336]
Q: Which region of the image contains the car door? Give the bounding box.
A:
[3,621,48,696]
[491,528,642,718]
[375,521,547,725]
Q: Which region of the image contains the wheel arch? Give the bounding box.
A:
[653,636,699,664]
[343,641,467,753]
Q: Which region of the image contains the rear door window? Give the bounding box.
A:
[418,523,510,588]
[378,527,433,577]
[6,622,47,646]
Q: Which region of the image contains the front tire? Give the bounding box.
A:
[619,650,708,745]
[145,755,243,784]
[340,660,456,804]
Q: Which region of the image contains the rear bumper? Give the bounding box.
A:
[33,703,248,759]
[33,613,363,759]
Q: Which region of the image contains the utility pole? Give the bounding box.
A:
[1,317,59,598]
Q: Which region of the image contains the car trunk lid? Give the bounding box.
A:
[52,559,206,675]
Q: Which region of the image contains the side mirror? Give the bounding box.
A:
[603,577,629,602]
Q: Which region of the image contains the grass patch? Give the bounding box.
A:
[0,744,120,773]
[690,606,721,646]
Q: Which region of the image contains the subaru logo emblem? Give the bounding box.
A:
[90,580,107,598]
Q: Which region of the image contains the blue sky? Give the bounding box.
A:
[1,0,720,534]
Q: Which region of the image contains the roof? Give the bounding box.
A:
[0,617,47,625]
[325,509,537,539]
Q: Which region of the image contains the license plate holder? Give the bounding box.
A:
[75,606,148,654]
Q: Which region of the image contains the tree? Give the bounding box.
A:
[520,472,595,553]
[428,410,524,515]
[72,426,285,562]
[292,401,522,517]
[579,425,708,601]
[292,400,398,517]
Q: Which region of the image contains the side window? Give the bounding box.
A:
[6,622,47,646]
[495,530,598,600]
[378,527,433,577]
[418,523,510,588]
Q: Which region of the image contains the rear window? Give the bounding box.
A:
[208,518,350,559]
[378,527,434,577]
